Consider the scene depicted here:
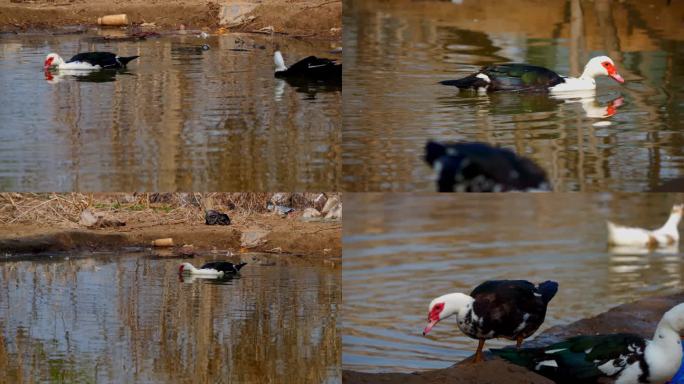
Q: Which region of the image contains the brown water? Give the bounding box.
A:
[0,32,341,191]
[342,193,684,373]
[0,252,340,383]
[342,0,684,192]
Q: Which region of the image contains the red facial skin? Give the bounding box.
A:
[601,61,625,83]
[605,96,624,117]
[178,264,185,274]
[44,57,55,70]
[423,302,444,336]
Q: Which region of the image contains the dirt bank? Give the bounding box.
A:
[343,292,684,384]
[0,0,341,39]
[0,214,341,267]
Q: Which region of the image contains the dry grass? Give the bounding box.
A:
[0,193,336,226]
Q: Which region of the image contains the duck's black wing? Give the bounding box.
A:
[279,56,342,81]
[201,262,247,274]
[67,52,139,68]
[483,63,564,92]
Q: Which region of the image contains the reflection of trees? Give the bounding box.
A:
[0,256,340,383]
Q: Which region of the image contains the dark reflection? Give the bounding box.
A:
[277,78,342,100]
[178,273,241,285]
[44,68,134,84]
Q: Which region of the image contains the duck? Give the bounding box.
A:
[205,210,231,225]
[606,204,682,248]
[440,56,624,93]
[424,141,551,192]
[492,302,684,384]
[274,50,342,82]
[423,280,559,363]
[178,261,247,277]
[44,52,139,70]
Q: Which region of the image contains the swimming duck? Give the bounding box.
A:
[424,141,550,192]
[423,280,559,363]
[492,302,684,384]
[606,204,682,248]
[274,50,341,81]
[44,52,139,70]
[440,56,624,93]
[178,261,247,277]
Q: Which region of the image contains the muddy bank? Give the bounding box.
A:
[0,217,341,266]
[343,292,684,384]
[0,0,341,39]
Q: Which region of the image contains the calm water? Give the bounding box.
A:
[343,193,684,373]
[0,32,341,191]
[0,252,340,383]
[343,0,684,192]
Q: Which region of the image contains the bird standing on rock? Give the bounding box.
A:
[423,280,559,363]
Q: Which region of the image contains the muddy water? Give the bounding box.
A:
[343,193,684,373]
[343,0,684,192]
[0,32,340,191]
[0,253,340,383]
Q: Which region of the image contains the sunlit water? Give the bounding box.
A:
[342,193,684,373]
[0,252,340,383]
[0,32,341,191]
[342,0,684,192]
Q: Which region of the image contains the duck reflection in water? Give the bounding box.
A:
[44,68,133,84]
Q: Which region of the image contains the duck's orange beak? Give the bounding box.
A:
[423,319,439,336]
[606,63,624,83]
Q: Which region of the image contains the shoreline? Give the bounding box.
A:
[0,0,341,40]
[343,291,684,384]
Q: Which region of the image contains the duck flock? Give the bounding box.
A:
[426,56,626,192]
[423,205,684,384]
[43,41,342,84]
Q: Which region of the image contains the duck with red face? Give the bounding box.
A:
[440,56,624,93]
[423,280,559,363]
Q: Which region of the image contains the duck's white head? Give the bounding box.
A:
[581,56,624,83]
[660,302,684,334]
[178,262,195,274]
[423,292,473,336]
[274,50,287,72]
[44,53,64,70]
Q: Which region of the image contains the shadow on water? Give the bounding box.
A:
[0,33,341,191]
[342,193,684,373]
[342,0,684,192]
[0,252,340,383]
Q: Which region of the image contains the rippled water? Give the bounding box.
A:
[0,32,341,191]
[343,0,684,192]
[342,193,684,372]
[0,252,340,383]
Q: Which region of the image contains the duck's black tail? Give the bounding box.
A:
[235,262,248,272]
[439,74,487,89]
[118,55,139,67]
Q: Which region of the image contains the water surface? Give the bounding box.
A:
[0,252,340,382]
[343,0,684,191]
[0,32,341,191]
[343,193,684,372]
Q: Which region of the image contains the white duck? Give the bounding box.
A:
[607,204,683,248]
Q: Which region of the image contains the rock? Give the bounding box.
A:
[270,193,292,206]
[176,244,195,257]
[219,2,258,27]
[303,207,322,219]
[325,202,342,220]
[151,238,174,247]
[79,208,125,229]
[314,193,327,211]
[321,196,342,216]
[267,203,294,217]
[240,229,269,248]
